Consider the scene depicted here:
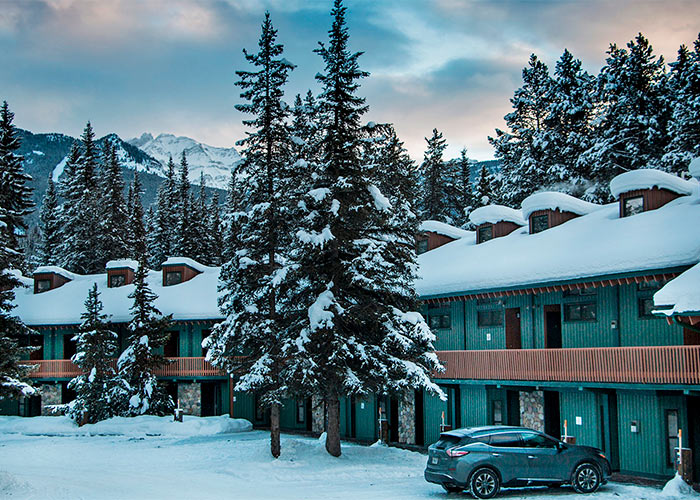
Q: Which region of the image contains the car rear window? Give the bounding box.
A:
[434,435,461,449]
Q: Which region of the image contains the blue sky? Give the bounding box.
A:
[1,0,699,161]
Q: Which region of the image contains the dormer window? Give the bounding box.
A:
[109,273,127,288]
[622,196,644,217]
[36,279,51,293]
[477,225,493,243]
[165,271,183,286]
[531,214,549,234]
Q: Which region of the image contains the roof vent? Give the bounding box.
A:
[469,205,525,244]
[106,259,139,288]
[161,257,205,286]
[610,169,695,218]
[521,192,601,234]
[32,266,75,294]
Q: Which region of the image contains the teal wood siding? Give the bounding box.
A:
[559,390,600,448]
[280,398,306,431]
[354,396,377,441]
[533,291,562,348]
[424,389,448,445]
[43,328,76,359]
[430,303,462,351]
[340,397,350,437]
[232,391,255,421]
[618,391,686,477]
[618,284,683,346]
[459,385,487,427]
[467,300,505,350]
[561,287,618,348]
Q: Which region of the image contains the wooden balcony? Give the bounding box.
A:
[27,357,226,379]
[435,345,700,386]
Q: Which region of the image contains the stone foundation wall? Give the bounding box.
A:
[311,395,325,434]
[398,392,416,444]
[40,384,62,416]
[519,390,544,431]
[178,383,201,416]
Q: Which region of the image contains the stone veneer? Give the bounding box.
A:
[40,383,62,416]
[398,391,416,444]
[178,383,201,416]
[311,395,325,434]
[519,390,545,432]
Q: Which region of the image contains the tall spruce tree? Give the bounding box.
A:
[489,54,553,206]
[60,122,102,273]
[284,0,442,457]
[148,156,177,268]
[117,255,174,416]
[98,142,129,265]
[452,148,474,227]
[0,101,33,268]
[66,284,120,424]
[418,128,450,221]
[174,152,197,258]
[128,171,147,259]
[205,12,296,459]
[39,177,61,266]
[474,164,495,209]
[580,34,670,201]
[191,173,210,263]
[208,191,223,265]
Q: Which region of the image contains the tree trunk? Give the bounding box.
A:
[270,402,281,458]
[325,394,341,457]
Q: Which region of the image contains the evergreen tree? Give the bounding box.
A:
[128,171,147,259]
[452,148,474,227]
[489,54,553,206]
[98,142,129,265]
[474,164,495,209]
[117,255,174,416]
[205,12,296,459]
[60,122,102,273]
[173,152,196,258]
[191,173,210,263]
[39,177,61,266]
[221,171,246,263]
[0,101,33,267]
[290,90,323,164]
[208,191,223,265]
[542,49,596,194]
[66,284,120,424]
[418,128,450,221]
[148,156,177,268]
[580,33,670,202]
[663,35,700,173]
[284,0,442,457]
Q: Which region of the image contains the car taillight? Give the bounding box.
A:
[446,447,469,458]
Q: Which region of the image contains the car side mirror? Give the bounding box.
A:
[557,442,567,452]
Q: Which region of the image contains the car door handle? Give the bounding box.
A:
[528,455,536,459]
[491,453,501,457]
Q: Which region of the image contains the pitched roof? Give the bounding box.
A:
[419,220,472,240]
[654,262,700,316]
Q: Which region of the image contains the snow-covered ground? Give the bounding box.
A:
[0,416,694,500]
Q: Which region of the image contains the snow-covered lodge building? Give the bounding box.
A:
[3,166,700,481]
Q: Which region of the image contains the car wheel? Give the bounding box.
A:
[469,468,500,499]
[441,484,463,494]
[572,462,601,494]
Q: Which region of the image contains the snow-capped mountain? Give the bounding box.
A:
[128,133,241,189]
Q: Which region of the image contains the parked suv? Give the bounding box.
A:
[425,426,611,498]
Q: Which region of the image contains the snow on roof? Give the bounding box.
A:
[469,205,525,226]
[654,262,700,316]
[33,266,77,281]
[609,169,697,198]
[162,257,211,273]
[106,259,140,271]
[521,192,602,220]
[690,157,700,179]
[13,265,222,326]
[419,220,472,240]
[417,192,700,298]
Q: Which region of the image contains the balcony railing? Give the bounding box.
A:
[27,357,226,379]
[435,345,700,385]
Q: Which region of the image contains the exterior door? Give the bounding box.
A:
[505,308,522,349]
[544,305,562,348]
[684,327,700,345]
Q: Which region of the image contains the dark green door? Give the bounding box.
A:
[599,392,620,470]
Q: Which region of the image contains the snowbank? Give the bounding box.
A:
[610,169,696,197]
[521,191,602,220]
[419,220,471,240]
[0,415,252,437]
[660,473,699,497]
[691,157,700,179]
[469,205,525,226]
[654,262,700,315]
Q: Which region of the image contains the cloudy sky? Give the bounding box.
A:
[1,0,699,161]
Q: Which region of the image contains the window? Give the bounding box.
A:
[109,273,126,288]
[296,399,306,424]
[477,225,493,244]
[623,195,644,217]
[488,433,522,447]
[531,214,549,234]
[563,302,597,322]
[492,400,503,425]
[165,271,183,286]
[417,238,429,255]
[666,410,679,467]
[520,432,557,448]
[36,279,51,293]
[429,314,451,329]
[434,435,461,450]
[478,310,503,327]
[638,297,656,318]
[563,287,597,297]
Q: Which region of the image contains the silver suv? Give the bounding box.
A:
[425,426,611,498]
